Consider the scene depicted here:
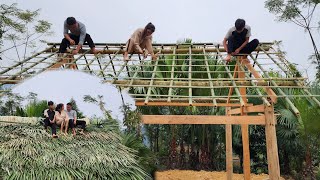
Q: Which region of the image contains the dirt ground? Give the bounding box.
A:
[155,170,285,180]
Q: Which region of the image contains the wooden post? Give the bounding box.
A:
[241,123,251,180]
[265,105,281,179]
[226,107,233,180]
[238,57,251,180]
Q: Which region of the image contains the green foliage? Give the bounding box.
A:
[0,91,23,116]
[0,124,151,180]
[0,3,52,61]
[25,100,47,117]
[122,133,157,176]
[265,0,320,79]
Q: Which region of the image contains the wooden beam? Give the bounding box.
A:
[243,60,277,103]
[135,101,253,107]
[48,54,77,69]
[228,104,265,115]
[226,107,233,180]
[238,58,251,180]
[141,115,266,125]
[46,46,271,54]
[265,105,281,179]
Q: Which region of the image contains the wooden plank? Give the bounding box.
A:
[265,105,281,179]
[49,54,76,69]
[243,60,277,103]
[228,104,265,115]
[142,115,266,125]
[238,58,251,180]
[226,107,233,180]
[46,46,271,54]
[241,124,251,180]
[135,102,253,107]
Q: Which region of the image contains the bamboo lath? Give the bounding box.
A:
[0,42,319,110]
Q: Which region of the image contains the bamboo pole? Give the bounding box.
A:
[250,55,300,115]
[168,47,176,102]
[261,46,320,108]
[203,47,218,107]
[0,45,54,75]
[144,48,162,105]
[188,46,193,105]
[108,80,301,87]
[0,51,57,86]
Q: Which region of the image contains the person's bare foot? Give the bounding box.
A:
[124,56,130,61]
[225,54,231,63]
[52,134,58,138]
[91,48,99,54]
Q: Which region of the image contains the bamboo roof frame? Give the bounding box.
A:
[0,42,319,112]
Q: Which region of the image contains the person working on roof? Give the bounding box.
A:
[124,22,158,61]
[58,17,97,55]
[223,19,259,62]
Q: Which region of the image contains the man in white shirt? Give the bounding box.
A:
[223,19,259,62]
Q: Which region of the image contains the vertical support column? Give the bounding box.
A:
[226,107,233,180]
[265,105,281,180]
[238,57,251,180]
[241,122,250,180]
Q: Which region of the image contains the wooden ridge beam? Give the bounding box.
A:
[45,46,270,54]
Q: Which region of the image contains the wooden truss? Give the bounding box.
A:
[1,42,320,179]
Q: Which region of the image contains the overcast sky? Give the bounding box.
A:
[2,0,319,118]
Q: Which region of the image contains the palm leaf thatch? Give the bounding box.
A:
[0,124,151,180]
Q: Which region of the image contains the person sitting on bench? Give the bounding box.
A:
[223,18,259,63]
[43,101,58,138]
[66,103,86,135]
[124,22,158,61]
[54,103,69,135]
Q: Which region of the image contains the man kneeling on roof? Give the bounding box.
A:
[58,17,97,55]
[223,18,259,63]
[124,22,158,61]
